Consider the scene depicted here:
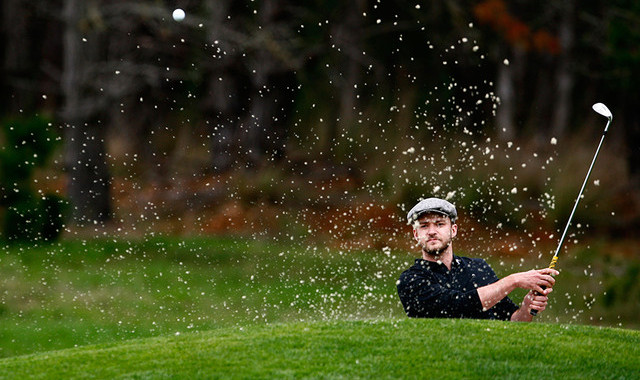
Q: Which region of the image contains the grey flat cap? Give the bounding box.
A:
[407,198,457,224]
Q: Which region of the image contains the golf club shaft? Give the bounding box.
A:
[530,117,611,316]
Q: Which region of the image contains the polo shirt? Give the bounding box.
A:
[397,255,519,320]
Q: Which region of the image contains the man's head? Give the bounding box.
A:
[407,198,457,226]
[408,198,458,258]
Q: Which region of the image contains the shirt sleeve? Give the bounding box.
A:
[475,259,520,320]
[397,270,485,319]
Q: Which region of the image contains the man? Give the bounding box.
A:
[397,197,558,321]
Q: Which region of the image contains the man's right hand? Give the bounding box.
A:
[510,268,559,294]
[478,267,558,316]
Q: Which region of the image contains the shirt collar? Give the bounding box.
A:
[415,255,461,270]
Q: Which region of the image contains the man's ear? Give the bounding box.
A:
[451,223,458,238]
[413,228,419,241]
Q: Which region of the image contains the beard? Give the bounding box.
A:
[420,233,453,257]
[423,241,450,257]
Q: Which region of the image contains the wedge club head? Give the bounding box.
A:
[592,103,612,120]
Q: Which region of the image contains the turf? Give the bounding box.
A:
[0,236,406,357]
[2,235,640,359]
[0,318,638,379]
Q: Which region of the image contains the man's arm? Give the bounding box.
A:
[476,268,559,316]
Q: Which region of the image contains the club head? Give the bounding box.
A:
[592,103,612,120]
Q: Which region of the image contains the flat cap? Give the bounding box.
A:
[407,198,457,224]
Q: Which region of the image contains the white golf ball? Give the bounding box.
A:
[172,8,185,22]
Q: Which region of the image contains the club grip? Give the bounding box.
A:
[531,255,558,316]
[529,286,547,316]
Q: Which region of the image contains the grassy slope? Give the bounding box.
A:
[1,318,638,379]
[2,236,640,359]
[0,236,406,358]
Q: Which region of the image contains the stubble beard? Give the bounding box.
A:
[423,241,451,257]
[421,232,453,258]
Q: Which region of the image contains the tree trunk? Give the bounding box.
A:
[551,0,575,137]
[317,0,366,162]
[204,0,242,173]
[335,2,363,133]
[496,47,526,141]
[2,0,31,112]
[62,0,111,225]
[496,59,516,141]
[243,0,295,166]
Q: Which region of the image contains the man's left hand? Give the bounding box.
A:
[524,287,553,313]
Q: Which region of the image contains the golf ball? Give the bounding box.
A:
[172,8,185,22]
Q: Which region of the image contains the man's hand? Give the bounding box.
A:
[511,288,553,321]
[523,288,553,312]
[510,268,559,294]
[477,267,559,321]
[509,268,558,322]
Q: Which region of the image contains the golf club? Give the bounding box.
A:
[530,102,613,316]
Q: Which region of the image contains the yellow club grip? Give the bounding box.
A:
[530,256,559,316]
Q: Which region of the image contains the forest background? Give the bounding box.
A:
[1,0,640,336]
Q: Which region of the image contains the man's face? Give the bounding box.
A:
[412,213,457,257]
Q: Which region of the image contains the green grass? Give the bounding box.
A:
[1,235,639,360]
[1,318,638,379]
[0,236,406,358]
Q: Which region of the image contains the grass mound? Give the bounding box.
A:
[3,236,640,360]
[1,318,638,379]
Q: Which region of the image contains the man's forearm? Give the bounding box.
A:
[476,275,517,311]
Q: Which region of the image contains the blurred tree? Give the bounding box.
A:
[330,0,367,148]
[61,0,111,224]
[0,116,67,242]
[201,0,300,172]
[0,0,638,232]
[203,0,246,173]
[473,0,563,141]
[550,0,576,137]
[1,0,32,112]
[239,0,299,167]
[603,0,640,185]
[1,0,62,116]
